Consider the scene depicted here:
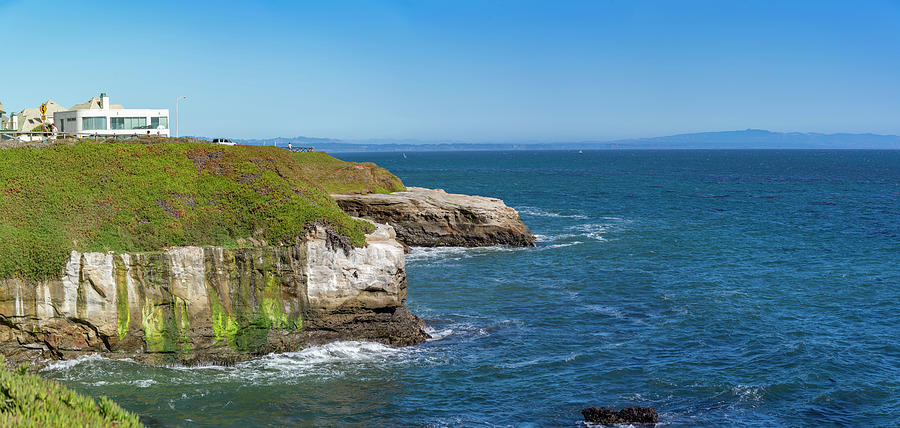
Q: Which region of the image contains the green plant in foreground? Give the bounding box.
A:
[0,357,143,427]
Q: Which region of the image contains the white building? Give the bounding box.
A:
[53,93,170,137]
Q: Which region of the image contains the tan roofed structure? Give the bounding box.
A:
[70,96,124,110]
[15,100,66,131]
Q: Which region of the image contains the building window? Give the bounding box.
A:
[82,117,107,131]
[110,117,148,130]
[150,116,169,129]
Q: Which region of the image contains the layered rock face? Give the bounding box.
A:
[333,187,535,247]
[0,223,427,365]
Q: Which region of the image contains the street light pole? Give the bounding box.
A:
[175,96,187,137]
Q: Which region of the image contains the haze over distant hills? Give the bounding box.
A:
[235,129,900,152]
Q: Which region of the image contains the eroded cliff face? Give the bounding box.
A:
[0,223,427,366]
[333,187,535,247]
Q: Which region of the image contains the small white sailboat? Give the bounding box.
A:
[402,153,408,159]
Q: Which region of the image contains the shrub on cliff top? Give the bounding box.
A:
[0,358,143,427]
[0,141,395,279]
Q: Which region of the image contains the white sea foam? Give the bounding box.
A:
[41,354,111,371]
[533,216,633,245]
[169,341,418,385]
[406,245,526,263]
[586,304,625,318]
[570,223,609,241]
[41,341,422,388]
[263,341,403,366]
[516,206,589,219]
[730,384,764,402]
[134,379,157,388]
[543,241,583,249]
[534,232,581,243]
[91,379,156,388]
[406,246,472,262]
[424,326,454,341]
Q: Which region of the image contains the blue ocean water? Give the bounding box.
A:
[42,150,899,426]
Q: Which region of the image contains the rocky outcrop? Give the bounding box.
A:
[0,222,427,366]
[332,187,535,247]
[581,406,658,425]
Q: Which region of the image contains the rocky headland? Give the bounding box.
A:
[0,140,534,370]
[332,187,535,247]
[0,141,435,368]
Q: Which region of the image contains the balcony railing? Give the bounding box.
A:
[0,131,172,143]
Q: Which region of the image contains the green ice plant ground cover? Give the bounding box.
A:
[0,357,143,427]
[0,139,404,280]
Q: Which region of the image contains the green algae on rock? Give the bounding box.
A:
[0,222,427,365]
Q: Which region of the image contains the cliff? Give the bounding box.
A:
[332,187,535,247]
[0,222,427,366]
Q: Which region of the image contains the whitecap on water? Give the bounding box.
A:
[133,379,157,388]
[205,341,421,385]
[543,241,583,249]
[424,326,454,342]
[406,246,472,262]
[566,217,633,241]
[41,353,112,371]
[41,341,423,387]
[515,206,589,219]
[89,379,156,388]
[406,245,526,263]
[728,384,765,402]
[586,304,626,319]
[255,341,404,367]
[532,216,633,244]
[570,223,610,241]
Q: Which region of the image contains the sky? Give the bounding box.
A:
[1,0,899,142]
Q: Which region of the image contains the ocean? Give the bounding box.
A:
[42,150,900,426]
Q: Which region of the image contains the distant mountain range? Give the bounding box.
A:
[234,129,900,152]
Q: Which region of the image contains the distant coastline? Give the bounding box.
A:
[229,129,900,152]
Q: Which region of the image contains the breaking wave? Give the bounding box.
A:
[516,206,588,219]
[42,341,424,388]
[406,245,527,263]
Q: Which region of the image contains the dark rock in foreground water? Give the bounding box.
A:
[581,406,658,425]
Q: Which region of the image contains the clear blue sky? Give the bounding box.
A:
[2,0,899,141]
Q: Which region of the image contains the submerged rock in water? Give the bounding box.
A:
[581,406,658,425]
[0,221,428,366]
[332,187,535,247]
